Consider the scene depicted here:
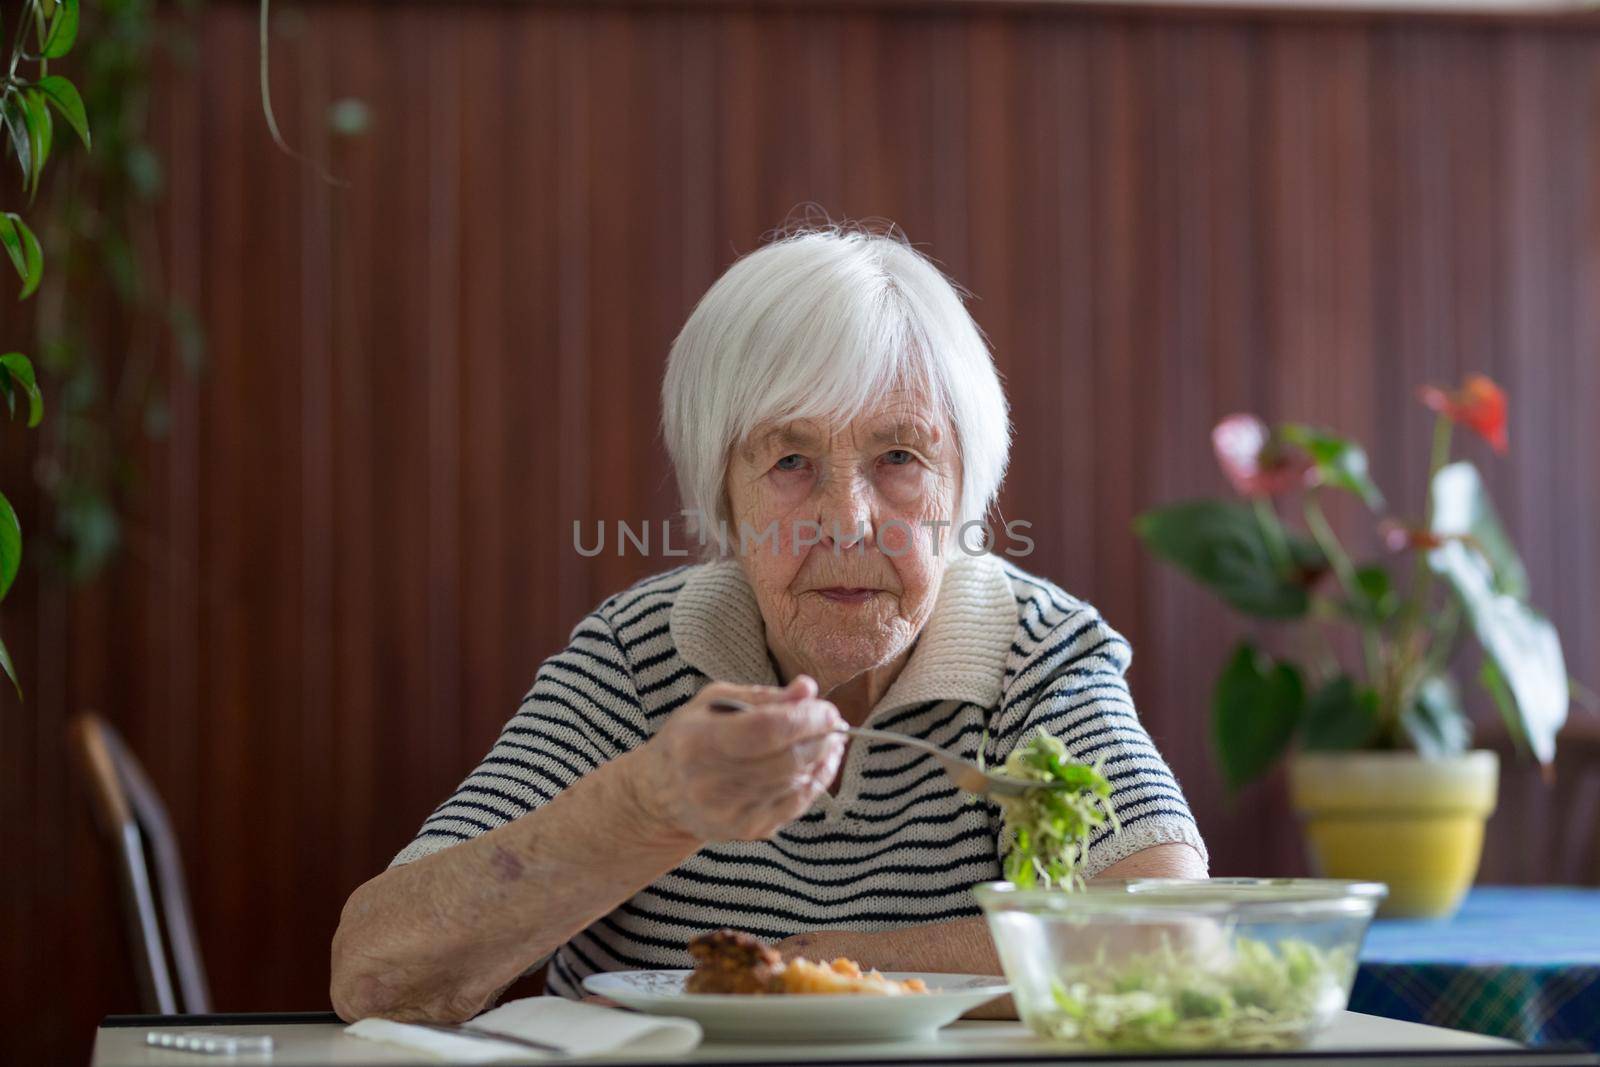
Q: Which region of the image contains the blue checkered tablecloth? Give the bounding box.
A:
[1351,886,1600,1049]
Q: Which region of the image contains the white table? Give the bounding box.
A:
[94,1011,1576,1067]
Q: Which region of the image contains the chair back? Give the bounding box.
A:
[1481,724,1600,886]
[71,713,210,1014]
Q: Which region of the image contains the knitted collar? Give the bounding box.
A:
[669,550,1018,720]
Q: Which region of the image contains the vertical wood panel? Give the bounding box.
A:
[295,0,339,973]
[425,16,466,829]
[325,4,382,890]
[6,5,1600,1062]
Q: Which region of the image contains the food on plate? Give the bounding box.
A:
[685,929,786,994]
[988,727,1117,890]
[1037,937,1353,1050]
[781,956,929,995]
[686,930,928,996]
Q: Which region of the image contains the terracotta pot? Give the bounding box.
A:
[1287,750,1498,919]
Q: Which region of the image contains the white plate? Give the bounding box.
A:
[582,969,1009,1044]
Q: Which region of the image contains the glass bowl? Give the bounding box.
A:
[974,878,1387,1052]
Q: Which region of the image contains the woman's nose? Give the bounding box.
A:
[814,476,873,550]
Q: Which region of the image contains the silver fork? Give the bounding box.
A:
[707,698,1042,799]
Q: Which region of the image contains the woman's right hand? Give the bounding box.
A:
[634,676,847,842]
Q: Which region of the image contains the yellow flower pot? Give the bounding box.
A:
[1287,751,1498,919]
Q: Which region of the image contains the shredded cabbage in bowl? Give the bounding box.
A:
[1040,937,1352,1050]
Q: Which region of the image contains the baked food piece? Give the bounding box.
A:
[685,929,928,996]
[686,929,785,994]
[781,956,930,996]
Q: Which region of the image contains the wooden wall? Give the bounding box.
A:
[4,1,1599,1060]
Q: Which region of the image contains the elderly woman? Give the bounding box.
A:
[330,226,1207,1022]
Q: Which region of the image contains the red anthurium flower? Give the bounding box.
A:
[1417,374,1508,454]
[1211,414,1311,497]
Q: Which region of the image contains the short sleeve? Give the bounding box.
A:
[390,609,648,867]
[986,607,1208,879]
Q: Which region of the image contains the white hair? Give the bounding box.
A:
[661,224,1012,543]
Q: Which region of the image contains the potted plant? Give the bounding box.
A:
[1135,375,1575,918]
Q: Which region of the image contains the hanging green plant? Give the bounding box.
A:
[24,0,207,592]
[1,0,89,697]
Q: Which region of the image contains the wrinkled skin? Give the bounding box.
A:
[329,678,844,1022]
[724,389,962,717]
[639,676,846,841]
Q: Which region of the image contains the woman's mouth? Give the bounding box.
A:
[817,587,878,604]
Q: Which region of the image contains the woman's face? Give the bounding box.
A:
[724,390,961,694]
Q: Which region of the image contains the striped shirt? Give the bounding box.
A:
[392,551,1207,998]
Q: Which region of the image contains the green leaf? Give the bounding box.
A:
[21,89,51,195]
[32,91,51,170]
[1280,424,1385,510]
[0,213,43,299]
[0,490,20,601]
[0,353,43,427]
[1302,675,1379,751]
[41,0,78,59]
[0,214,23,287]
[14,216,41,299]
[1479,660,1526,750]
[1136,499,1325,618]
[1401,673,1472,758]
[1212,643,1305,790]
[2,93,31,185]
[0,631,18,700]
[35,76,89,150]
[1340,564,1398,625]
[1430,535,1567,764]
[1429,462,1529,599]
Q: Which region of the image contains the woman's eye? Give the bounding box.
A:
[882,449,915,466]
[774,454,807,472]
